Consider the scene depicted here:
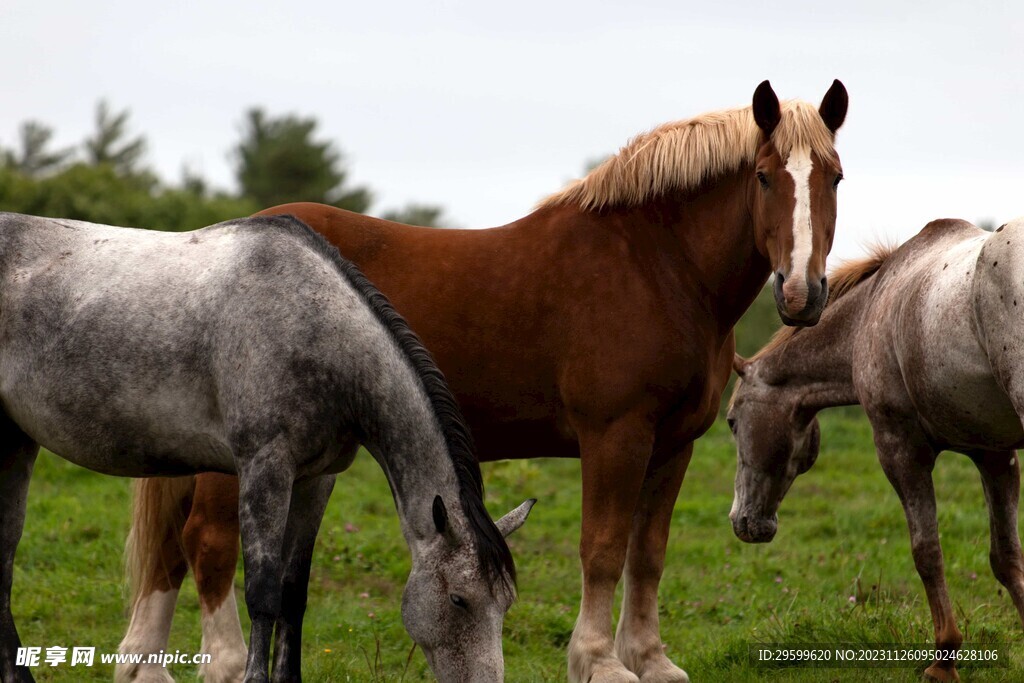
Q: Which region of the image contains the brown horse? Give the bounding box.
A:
[118,80,847,683]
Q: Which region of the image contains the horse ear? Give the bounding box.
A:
[432,495,449,535]
[819,79,848,134]
[733,353,749,377]
[752,80,781,137]
[495,498,536,538]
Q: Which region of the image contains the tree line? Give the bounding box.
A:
[0,102,447,231]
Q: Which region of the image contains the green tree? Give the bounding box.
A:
[233,108,371,211]
[83,101,148,177]
[380,203,449,227]
[2,121,74,177]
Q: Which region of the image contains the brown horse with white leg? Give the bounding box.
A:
[119,80,847,683]
[729,218,1024,682]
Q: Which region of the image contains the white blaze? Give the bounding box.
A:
[784,146,814,305]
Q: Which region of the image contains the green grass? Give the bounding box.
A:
[14,417,1022,682]
[9,290,1023,681]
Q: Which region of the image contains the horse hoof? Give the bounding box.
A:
[640,666,689,683]
[922,663,960,682]
[589,666,641,683]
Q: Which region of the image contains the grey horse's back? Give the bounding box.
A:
[0,212,378,476]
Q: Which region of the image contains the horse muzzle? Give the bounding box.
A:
[731,512,779,544]
[774,273,828,327]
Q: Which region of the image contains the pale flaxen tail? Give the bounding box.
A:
[124,476,196,609]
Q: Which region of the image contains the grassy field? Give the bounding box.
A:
[10,291,1023,681]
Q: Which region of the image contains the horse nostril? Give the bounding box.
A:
[776,271,786,284]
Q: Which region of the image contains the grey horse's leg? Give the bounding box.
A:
[0,421,39,683]
[270,475,336,683]
[970,450,1024,625]
[874,430,961,682]
[236,439,297,683]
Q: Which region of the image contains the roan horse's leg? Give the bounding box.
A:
[183,474,246,683]
[615,444,693,683]
[874,430,962,682]
[236,442,297,683]
[0,422,39,683]
[568,415,654,683]
[970,451,1024,624]
[270,475,336,683]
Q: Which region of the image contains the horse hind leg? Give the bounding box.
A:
[184,473,246,683]
[970,450,1024,625]
[0,421,40,683]
[117,478,195,683]
[874,430,962,682]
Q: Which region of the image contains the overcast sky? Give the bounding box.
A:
[2,0,1022,260]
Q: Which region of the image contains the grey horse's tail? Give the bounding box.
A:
[124,476,195,608]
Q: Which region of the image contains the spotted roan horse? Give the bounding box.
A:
[123,80,848,683]
[0,213,533,683]
[729,218,1024,681]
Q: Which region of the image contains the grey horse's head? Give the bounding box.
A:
[401,497,534,681]
[727,356,820,543]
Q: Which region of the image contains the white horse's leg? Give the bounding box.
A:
[971,450,1024,625]
[614,444,691,683]
[874,429,961,682]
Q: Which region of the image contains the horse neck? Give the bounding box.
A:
[657,169,772,335]
[355,357,464,547]
[756,285,866,413]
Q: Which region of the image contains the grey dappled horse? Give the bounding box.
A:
[0,213,533,683]
[728,217,1024,682]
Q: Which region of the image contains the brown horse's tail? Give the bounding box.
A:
[124,476,195,608]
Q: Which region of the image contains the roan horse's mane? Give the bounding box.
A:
[253,214,516,594]
[752,242,898,361]
[539,101,838,211]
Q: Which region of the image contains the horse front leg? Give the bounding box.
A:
[184,473,246,683]
[270,475,336,683]
[568,415,654,683]
[615,443,692,683]
[970,450,1024,625]
[236,440,297,683]
[875,431,961,682]
[0,423,39,683]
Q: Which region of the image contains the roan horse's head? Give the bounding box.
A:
[401,497,535,682]
[749,80,848,326]
[726,356,820,543]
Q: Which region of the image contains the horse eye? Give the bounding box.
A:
[833,173,843,189]
[756,171,769,189]
[449,594,468,610]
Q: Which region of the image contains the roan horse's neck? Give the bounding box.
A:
[757,284,866,414]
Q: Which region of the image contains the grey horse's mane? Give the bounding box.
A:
[251,215,516,593]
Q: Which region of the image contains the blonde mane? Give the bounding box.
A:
[540,100,838,211]
[751,242,897,361]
